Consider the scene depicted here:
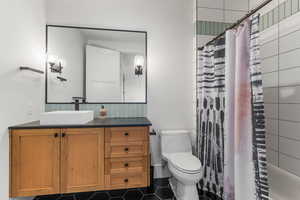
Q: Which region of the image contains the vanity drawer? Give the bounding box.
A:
[105,127,148,143]
[105,157,148,175]
[105,141,148,158]
[105,173,148,189]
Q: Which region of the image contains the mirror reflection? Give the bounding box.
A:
[46,25,147,103]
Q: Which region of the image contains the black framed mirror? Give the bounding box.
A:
[46,25,147,104]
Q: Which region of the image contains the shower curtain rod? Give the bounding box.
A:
[198,0,272,50]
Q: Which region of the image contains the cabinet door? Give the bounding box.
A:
[10,129,60,197]
[61,128,105,193]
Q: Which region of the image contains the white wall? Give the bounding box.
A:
[0,0,46,200]
[46,0,195,130]
[120,53,146,102]
[47,27,84,102]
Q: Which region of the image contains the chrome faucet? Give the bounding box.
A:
[72,97,86,111]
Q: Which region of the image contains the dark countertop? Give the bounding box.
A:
[9,117,152,130]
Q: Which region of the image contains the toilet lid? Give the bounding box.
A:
[169,153,202,173]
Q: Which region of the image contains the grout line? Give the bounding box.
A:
[264,83,300,89]
[277,7,280,166]
[276,167,300,179]
[197,6,248,12]
[266,117,300,123]
[154,193,162,200]
[261,47,300,61]
[261,25,300,46]
[279,135,300,143]
[262,65,300,75]
[222,0,225,23]
[279,151,300,161]
[265,102,300,104]
[267,147,279,152]
[267,147,279,153]
[266,132,278,136]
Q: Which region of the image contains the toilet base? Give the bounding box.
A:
[169,177,199,200]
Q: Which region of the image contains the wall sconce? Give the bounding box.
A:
[47,55,65,74]
[134,55,144,76]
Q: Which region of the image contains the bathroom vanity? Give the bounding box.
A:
[9,118,152,198]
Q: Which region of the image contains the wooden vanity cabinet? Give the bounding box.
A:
[61,128,105,193]
[10,126,150,198]
[104,127,150,189]
[10,129,61,197]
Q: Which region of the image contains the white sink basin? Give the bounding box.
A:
[40,111,94,125]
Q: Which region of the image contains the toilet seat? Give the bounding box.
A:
[169,153,202,174]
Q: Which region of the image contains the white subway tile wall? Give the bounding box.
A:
[266,133,279,151]
[266,118,279,134]
[224,10,248,23]
[197,0,224,9]
[196,0,248,36]
[197,8,224,21]
[261,0,300,177]
[279,154,300,177]
[197,0,300,178]
[279,86,300,104]
[264,88,279,103]
[262,57,278,73]
[265,103,279,119]
[279,137,300,159]
[279,120,300,140]
[224,0,249,10]
[262,72,278,87]
[268,149,279,165]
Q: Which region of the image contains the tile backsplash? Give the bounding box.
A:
[45,104,147,118]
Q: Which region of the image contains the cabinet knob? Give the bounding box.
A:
[124,163,129,167]
[124,132,129,136]
[124,147,129,152]
[124,179,129,183]
[54,133,59,138]
[62,133,66,137]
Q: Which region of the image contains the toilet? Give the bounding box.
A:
[159,130,202,200]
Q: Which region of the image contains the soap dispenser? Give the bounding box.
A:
[99,105,108,119]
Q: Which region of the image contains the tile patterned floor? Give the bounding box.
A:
[34,178,221,200]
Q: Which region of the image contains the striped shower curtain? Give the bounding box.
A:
[197,37,226,198]
[197,15,269,200]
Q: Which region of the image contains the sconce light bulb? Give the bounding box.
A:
[134,55,144,67]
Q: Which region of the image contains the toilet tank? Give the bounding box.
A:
[159,130,192,159]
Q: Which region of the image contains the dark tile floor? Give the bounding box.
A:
[34,178,220,200]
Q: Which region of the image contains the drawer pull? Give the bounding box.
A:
[62,133,66,137]
[124,147,129,152]
[124,179,129,183]
[124,132,129,136]
[124,163,129,167]
[54,133,59,138]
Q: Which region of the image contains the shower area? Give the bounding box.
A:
[196,0,300,199]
